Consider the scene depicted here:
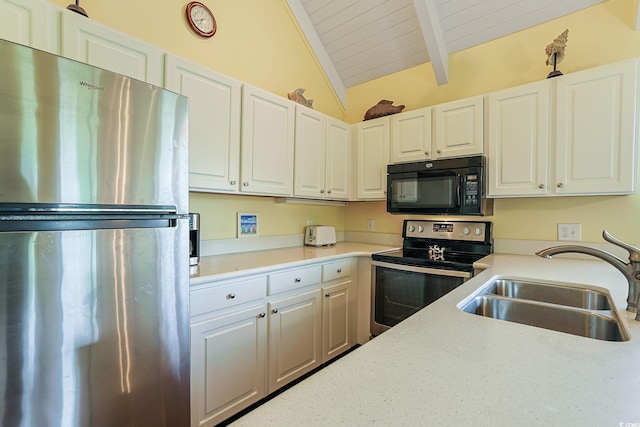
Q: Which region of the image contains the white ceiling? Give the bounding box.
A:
[286,0,609,106]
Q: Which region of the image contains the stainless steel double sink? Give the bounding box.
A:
[458,277,629,341]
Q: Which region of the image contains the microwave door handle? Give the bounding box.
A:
[456,174,462,206]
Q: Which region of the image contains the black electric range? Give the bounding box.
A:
[372,220,493,272]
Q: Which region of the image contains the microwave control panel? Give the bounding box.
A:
[463,174,479,206]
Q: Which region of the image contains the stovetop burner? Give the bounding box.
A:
[372,220,493,270]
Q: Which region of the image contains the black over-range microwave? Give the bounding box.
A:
[386,155,493,216]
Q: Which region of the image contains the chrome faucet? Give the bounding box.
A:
[536,230,640,321]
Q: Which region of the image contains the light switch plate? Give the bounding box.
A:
[558,223,581,241]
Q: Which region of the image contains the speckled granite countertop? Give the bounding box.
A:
[189,242,397,285]
[230,253,640,426]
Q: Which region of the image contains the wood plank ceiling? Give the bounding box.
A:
[286,0,608,107]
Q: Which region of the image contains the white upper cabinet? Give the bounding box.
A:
[355,117,390,200]
[487,59,639,197]
[294,106,326,198]
[390,107,432,163]
[294,108,351,200]
[554,59,638,195]
[324,117,351,200]
[241,85,295,196]
[0,0,59,53]
[165,54,242,194]
[61,11,163,85]
[434,96,484,158]
[487,80,551,197]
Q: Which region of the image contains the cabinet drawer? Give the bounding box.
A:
[268,265,321,295]
[191,276,267,317]
[322,259,351,282]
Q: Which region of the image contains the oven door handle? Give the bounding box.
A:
[371,260,472,279]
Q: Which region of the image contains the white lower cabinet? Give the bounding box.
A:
[190,304,267,427]
[322,279,354,363]
[190,258,358,427]
[267,288,322,393]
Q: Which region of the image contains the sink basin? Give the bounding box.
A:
[486,278,612,310]
[462,295,628,341]
[459,277,629,342]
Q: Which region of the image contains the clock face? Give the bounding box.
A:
[186,2,216,38]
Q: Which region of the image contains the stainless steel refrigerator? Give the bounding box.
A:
[0,38,190,426]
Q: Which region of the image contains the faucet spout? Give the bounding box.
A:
[535,231,640,321]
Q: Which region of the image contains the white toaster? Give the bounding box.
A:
[304,225,336,247]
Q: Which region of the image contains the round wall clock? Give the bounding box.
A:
[186,2,217,38]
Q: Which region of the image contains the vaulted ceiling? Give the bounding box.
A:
[286,0,612,107]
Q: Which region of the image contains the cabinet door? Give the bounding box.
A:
[294,106,326,198]
[322,280,354,363]
[191,304,267,427]
[61,11,163,85]
[325,117,351,200]
[0,0,59,53]
[268,289,322,393]
[555,60,638,195]
[434,96,484,158]
[165,55,241,193]
[487,81,551,197]
[390,107,432,163]
[241,85,295,196]
[355,117,390,200]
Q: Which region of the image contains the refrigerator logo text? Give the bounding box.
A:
[79,81,105,91]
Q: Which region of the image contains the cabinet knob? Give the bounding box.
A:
[425,151,429,156]
[243,182,249,187]
[538,184,545,189]
[337,268,342,273]
[272,308,278,314]
[436,149,441,154]
[230,180,237,185]
[227,293,236,299]
[327,190,332,194]
[325,293,330,298]
[557,183,564,188]
[294,277,302,283]
[258,312,266,318]
[320,189,325,194]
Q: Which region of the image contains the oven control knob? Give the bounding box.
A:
[474,227,483,236]
[409,225,415,232]
[463,227,471,235]
[418,226,424,233]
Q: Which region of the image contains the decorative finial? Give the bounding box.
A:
[67,0,88,17]
[545,29,568,78]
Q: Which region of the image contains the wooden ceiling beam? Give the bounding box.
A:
[413,0,449,85]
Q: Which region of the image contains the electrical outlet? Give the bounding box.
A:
[367,219,375,232]
[558,223,581,241]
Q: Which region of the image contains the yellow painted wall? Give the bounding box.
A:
[47,0,347,240]
[48,0,640,243]
[345,0,640,244]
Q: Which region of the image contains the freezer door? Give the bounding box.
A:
[0,220,190,427]
[0,39,188,213]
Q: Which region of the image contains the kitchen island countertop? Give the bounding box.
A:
[189,242,396,285]
[231,253,640,426]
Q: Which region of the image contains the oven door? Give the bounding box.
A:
[370,260,472,336]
